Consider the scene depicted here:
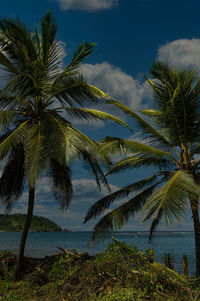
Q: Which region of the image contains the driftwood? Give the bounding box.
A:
[56,246,89,258]
[56,246,75,255]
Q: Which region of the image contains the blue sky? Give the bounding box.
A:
[0,0,200,231]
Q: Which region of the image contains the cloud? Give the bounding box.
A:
[56,0,118,12]
[72,178,119,202]
[81,62,149,110]
[75,62,150,129]
[157,39,200,72]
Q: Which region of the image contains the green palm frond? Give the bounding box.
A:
[87,85,110,99]
[0,17,38,71]
[149,207,163,241]
[47,114,109,191]
[46,113,77,159]
[138,109,164,126]
[0,93,29,111]
[48,113,99,163]
[66,42,96,72]
[0,143,25,213]
[0,110,17,128]
[78,149,110,192]
[0,120,28,159]
[40,11,57,66]
[107,155,173,175]
[2,73,38,97]
[46,41,65,82]
[0,49,17,73]
[107,100,171,150]
[68,125,98,149]
[89,182,161,244]
[84,175,159,223]
[25,123,46,185]
[99,137,172,159]
[142,170,200,224]
[52,73,100,106]
[48,158,72,210]
[63,107,132,132]
[148,61,200,143]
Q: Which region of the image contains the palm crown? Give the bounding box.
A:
[84,61,200,276]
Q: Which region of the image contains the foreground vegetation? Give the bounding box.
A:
[0,214,63,232]
[0,239,199,301]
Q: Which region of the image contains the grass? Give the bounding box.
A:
[0,239,200,300]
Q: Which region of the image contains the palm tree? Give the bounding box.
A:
[0,12,131,276]
[84,62,200,277]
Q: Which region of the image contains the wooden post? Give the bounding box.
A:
[183,254,188,277]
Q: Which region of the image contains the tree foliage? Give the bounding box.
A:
[84,62,200,276]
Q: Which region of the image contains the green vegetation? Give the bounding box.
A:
[0,214,63,232]
[0,239,199,301]
[84,62,200,277]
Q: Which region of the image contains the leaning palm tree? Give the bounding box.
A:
[84,62,200,277]
[0,12,130,275]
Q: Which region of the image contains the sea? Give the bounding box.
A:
[0,231,196,276]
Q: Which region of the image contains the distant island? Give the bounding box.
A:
[0,214,69,232]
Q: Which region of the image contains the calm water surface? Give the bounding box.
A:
[0,231,195,275]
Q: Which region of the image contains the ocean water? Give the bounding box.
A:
[0,231,195,275]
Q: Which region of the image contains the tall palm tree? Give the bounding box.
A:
[84,62,200,277]
[0,12,131,275]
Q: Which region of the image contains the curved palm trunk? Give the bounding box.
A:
[190,198,200,277]
[16,185,35,278]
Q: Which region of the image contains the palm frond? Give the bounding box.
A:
[0,110,17,129]
[52,73,100,106]
[0,49,17,73]
[40,11,57,66]
[46,114,85,163]
[66,42,96,72]
[84,174,159,223]
[99,137,172,159]
[107,100,171,150]
[89,182,161,244]
[142,170,200,224]
[25,123,46,186]
[0,143,25,213]
[47,113,100,164]
[63,107,132,132]
[148,61,200,144]
[87,85,110,99]
[0,120,28,159]
[149,207,163,241]
[45,40,65,82]
[48,158,72,210]
[0,17,38,72]
[107,155,173,175]
[78,148,110,192]
[2,73,39,97]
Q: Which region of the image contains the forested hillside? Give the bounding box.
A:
[0,214,63,232]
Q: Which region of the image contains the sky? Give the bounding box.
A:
[0,0,200,231]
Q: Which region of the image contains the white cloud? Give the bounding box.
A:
[72,178,119,198]
[56,0,118,12]
[157,39,200,72]
[75,62,150,129]
[81,62,149,110]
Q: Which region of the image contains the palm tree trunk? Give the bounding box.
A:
[190,198,200,277]
[15,185,35,278]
